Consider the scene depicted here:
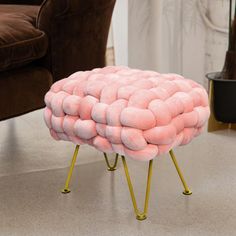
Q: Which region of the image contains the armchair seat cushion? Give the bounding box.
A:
[0,5,48,72]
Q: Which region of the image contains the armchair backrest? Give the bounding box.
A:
[37,0,116,81]
[0,0,116,82]
[0,0,43,5]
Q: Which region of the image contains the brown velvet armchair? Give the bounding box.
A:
[0,0,115,120]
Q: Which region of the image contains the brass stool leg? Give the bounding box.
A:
[103,153,119,171]
[61,145,80,194]
[169,149,192,195]
[121,155,153,221]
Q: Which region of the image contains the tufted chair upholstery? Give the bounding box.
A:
[0,0,115,120]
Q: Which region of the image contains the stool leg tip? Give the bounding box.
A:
[183,190,192,195]
[136,214,147,221]
[107,167,117,171]
[61,188,71,194]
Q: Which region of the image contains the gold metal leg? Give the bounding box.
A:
[169,149,192,195]
[121,156,153,221]
[61,145,80,194]
[103,153,119,171]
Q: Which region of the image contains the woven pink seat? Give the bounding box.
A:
[44,66,209,161]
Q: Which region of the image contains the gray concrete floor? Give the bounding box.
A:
[0,110,236,236]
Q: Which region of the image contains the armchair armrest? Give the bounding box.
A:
[37,0,116,81]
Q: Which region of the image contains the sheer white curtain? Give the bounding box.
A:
[112,0,229,85]
[112,0,229,86]
[128,0,207,85]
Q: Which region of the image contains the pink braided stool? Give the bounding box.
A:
[44,66,210,220]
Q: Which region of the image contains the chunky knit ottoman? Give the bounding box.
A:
[44,66,210,220]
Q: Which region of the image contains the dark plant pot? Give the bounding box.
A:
[206,72,236,123]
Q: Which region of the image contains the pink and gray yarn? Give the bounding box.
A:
[44,66,210,161]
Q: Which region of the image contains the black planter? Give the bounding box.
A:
[206,72,236,123]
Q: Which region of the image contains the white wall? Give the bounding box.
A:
[204,0,229,74]
[111,0,128,66]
